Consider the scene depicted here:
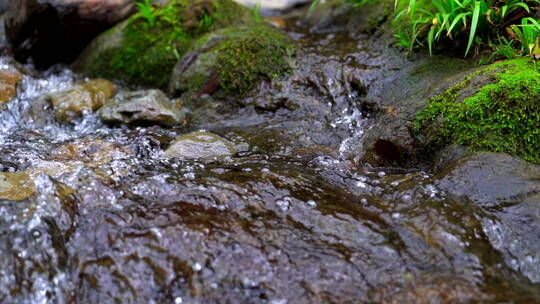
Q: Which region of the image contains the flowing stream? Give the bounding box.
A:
[1,12,540,304]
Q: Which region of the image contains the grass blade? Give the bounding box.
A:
[465,1,480,56]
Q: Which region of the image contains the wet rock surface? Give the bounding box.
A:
[99,89,183,127]
[48,79,117,122]
[0,2,539,304]
[0,68,22,106]
[0,171,35,200]
[436,152,540,207]
[163,131,237,160]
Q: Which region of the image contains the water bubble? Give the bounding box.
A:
[192,263,202,272]
[174,297,183,304]
[356,181,367,188]
[183,172,196,180]
[276,198,290,211]
[377,171,386,177]
[307,200,317,207]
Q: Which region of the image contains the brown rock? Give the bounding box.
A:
[0,171,35,201]
[5,0,135,68]
[0,69,23,105]
[48,79,117,122]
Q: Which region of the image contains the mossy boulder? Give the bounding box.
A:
[74,0,253,89]
[169,22,295,96]
[415,58,540,164]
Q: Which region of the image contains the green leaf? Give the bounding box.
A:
[428,26,436,55]
[465,1,480,56]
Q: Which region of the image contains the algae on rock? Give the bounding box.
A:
[415,58,540,164]
[169,22,295,96]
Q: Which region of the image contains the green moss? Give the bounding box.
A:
[213,23,295,93]
[84,0,249,88]
[415,58,540,163]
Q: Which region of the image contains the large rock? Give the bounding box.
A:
[99,89,183,127]
[5,0,135,68]
[74,0,251,89]
[435,152,540,208]
[435,152,540,283]
[169,22,294,97]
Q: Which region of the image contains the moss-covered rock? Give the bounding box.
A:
[415,58,540,164]
[169,22,295,96]
[74,0,251,89]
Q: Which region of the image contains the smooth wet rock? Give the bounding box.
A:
[163,131,237,160]
[0,171,35,200]
[5,0,135,68]
[48,79,117,122]
[49,138,133,166]
[436,152,540,284]
[436,152,540,207]
[0,69,23,106]
[99,89,183,127]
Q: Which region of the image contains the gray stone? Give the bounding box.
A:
[435,152,540,207]
[99,89,182,127]
[163,131,237,160]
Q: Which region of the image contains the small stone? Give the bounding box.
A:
[163,131,237,160]
[0,69,23,106]
[49,79,117,122]
[99,89,183,127]
[0,171,35,200]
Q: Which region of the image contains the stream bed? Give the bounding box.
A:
[1,10,540,304]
